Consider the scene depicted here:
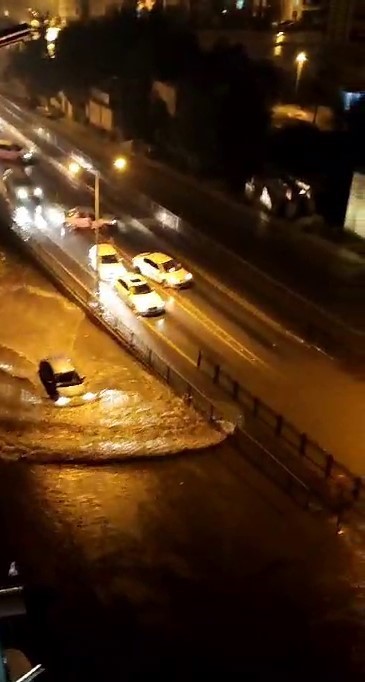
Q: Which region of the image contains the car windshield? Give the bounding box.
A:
[101,254,118,264]
[162,259,181,273]
[54,370,83,387]
[14,180,31,188]
[131,283,151,295]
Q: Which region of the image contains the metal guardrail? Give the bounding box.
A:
[234,428,312,511]
[0,101,344,512]
[3,93,364,361]
[197,349,363,506]
[10,223,223,430]
[6,222,318,512]
[16,665,45,682]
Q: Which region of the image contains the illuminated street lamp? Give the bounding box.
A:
[68,157,127,300]
[295,51,307,94]
[113,156,127,171]
[45,25,60,58]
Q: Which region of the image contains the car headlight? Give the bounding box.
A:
[185,273,193,281]
[22,151,33,161]
[55,396,70,407]
[33,186,43,197]
[47,206,65,226]
[16,188,28,200]
[83,391,96,401]
[14,206,30,226]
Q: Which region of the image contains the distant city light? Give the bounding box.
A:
[295,51,307,65]
[113,156,127,171]
[136,0,156,12]
[45,26,60,43]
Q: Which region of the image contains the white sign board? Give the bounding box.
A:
[345,172,365,238]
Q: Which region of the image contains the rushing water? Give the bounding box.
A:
[0,240,223,462]
[0,241,365,681]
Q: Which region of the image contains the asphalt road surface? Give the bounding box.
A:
[0,93,363,682]
[0,101,363,472]
[0,237,221,461]
[1,452,365,682]
[4,93,362,328]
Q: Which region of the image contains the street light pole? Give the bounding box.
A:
[295,51,307,95]
[94,169,100,300]
[67,156,127,302]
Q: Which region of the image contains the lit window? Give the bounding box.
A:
[236,0,245,8]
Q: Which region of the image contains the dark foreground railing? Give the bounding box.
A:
[197,350,363,506]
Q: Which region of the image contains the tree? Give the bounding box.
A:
[6,36,60,101]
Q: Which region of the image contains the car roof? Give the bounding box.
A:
[90,243,117,255]
[144,252,170,264]
[118,272,146,286]
[43,355,76,374]
[69,206,94,214]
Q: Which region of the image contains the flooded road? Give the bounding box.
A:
[1,457,365,682]
[0,240,364,680]
[0,239,222,461]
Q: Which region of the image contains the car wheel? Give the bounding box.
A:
[38,364,56,399]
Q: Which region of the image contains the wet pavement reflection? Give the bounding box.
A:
[0,453,364,681]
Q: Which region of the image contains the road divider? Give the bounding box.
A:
[197,349,363,511]
[1,93,363,361]
[4,216,320,512]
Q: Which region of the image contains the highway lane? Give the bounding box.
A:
[2,92,363,328]
[0,97,345,349]
[21,163,281,377]
[0,106,365,468]
[0,95,342,340]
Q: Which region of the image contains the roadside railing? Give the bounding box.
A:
[3,92,364,361]
[197,349,363,505]
[6,221,319,512]
[234,427,313,511]
[10,222,222,430]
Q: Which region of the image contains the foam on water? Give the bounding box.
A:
[0,244,224,462]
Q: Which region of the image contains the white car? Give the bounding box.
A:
[115,273,165,316]
[88,243,128,281]
[38,355,97,406]
[64,206,118,231]
[0,139,35,164]
[133,252,193,288]
[1,168,43,206]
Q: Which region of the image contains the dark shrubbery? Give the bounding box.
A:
[7,9,274,190]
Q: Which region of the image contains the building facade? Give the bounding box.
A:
[326,0,365,43]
